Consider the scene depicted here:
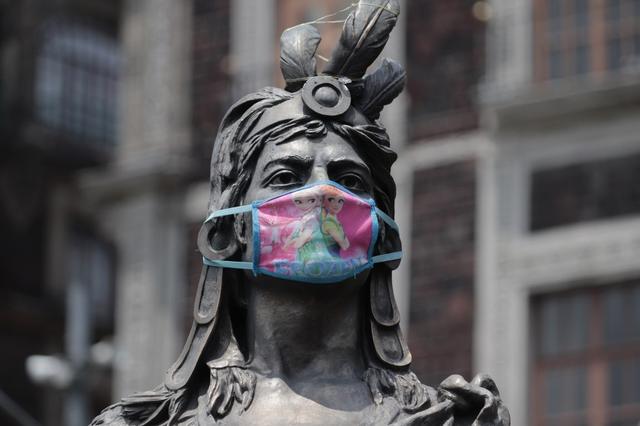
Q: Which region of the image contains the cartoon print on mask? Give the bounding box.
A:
[321,185,350,256]
[282,187,330,262]
[260,205,283,255]
[256,183,372,281]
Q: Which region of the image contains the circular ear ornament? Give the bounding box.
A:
[197,220,239,262]
[301,75,351,117]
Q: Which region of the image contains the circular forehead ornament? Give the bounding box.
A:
[301,76,351,117]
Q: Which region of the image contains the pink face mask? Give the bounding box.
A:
[203,181,402,284]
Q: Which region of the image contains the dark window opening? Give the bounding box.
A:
[530,153,640,231]
[406,0,485,140]
[35,18,120,147]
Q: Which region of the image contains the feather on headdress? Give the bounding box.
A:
[278,0,405,122]
[323,0,400,80]
[280,24,321,92]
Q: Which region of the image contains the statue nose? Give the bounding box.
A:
[309,166,329,183]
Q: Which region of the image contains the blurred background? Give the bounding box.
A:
[1,0,640,425]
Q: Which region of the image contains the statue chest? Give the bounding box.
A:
[194,377,397,425]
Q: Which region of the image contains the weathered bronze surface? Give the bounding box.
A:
[92,1,510,424]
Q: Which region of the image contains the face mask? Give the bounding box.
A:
[202,181,402,284]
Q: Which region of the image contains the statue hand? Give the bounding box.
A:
[437,374,510,426]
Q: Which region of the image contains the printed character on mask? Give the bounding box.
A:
[321,185,350,257]
[282,187,332,263]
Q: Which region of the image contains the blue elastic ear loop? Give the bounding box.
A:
[371,251,402,263]
[203,257,253,270]
[203,203,254,270]
[366,199,379,269]
[205,252,402,269]
[205,204,253,222]
[372,207,402,263]
[375,207,399,232]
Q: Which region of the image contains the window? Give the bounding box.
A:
[406,1,485,140]
[531,281,640,425]
[35,19,120,147]
[69,228,115,329]
[530,153,640,231]
[534,0,640,81]
[67,227,116,416]
[409,161,476,385]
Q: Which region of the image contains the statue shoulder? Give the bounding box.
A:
[90,404,131,426]
[89,386,194,426]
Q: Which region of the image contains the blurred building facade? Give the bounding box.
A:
[1,1,640,426]
[0,1,121,424]
[480,0,640,424]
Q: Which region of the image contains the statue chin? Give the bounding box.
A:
[91,1,510,424]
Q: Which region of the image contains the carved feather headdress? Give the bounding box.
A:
[280,0,405,121]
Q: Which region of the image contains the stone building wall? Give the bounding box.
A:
[403,0,485,388]
[405,0,485,141]
[408,160,476,386]
[192,0,231,175]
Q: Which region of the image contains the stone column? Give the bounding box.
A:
[230,0,275,97]
[381,0,411,334]
[108,192,187,399]
[107,0,192,399]
[483,0,532,100]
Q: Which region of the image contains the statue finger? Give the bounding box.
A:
[438,374,497,417]
[470,373,501,398]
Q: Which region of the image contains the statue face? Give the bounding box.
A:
[241,131,374,284]
[243,131,374,204]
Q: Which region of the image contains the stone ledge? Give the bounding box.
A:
[78,152,195,205]
[498,216,640,288]
[482,73,640,132]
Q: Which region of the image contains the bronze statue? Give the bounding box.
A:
[92,1,509,424]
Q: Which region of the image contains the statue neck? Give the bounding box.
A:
[244,277,365,382]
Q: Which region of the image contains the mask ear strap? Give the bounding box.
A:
[372,251,402,263]
[375,207,399,232]
[206,204,253,222]
[203,258,253,270]
[203,203,255,270]
[373,207,402,264]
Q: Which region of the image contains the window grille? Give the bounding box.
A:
[35,19,120,147]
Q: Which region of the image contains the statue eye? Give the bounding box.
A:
[337,174,365,192]
[267,170,301,187]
